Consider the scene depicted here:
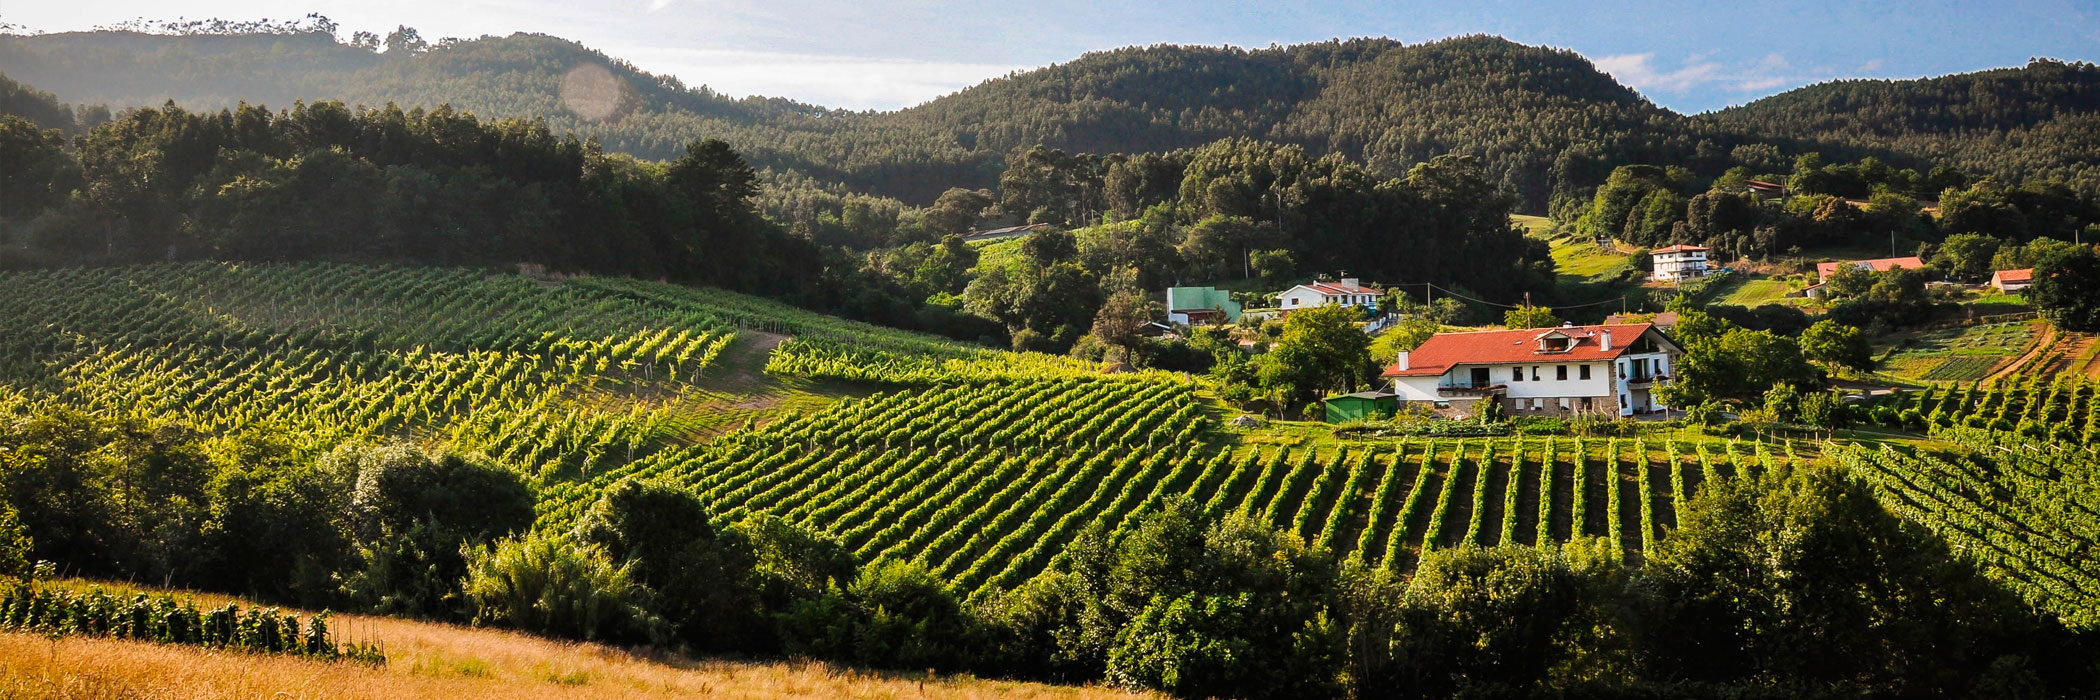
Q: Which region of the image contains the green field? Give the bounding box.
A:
[1547,235,1634,279]
[1877,321,2037,383]
[1512,213,1554,236]
[1712,275,1802,307]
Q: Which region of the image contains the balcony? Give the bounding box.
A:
[1626,374,1669,387]
[1438,384,1507,397]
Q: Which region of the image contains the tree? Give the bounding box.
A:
[922,188,994,238]
[382,25,427,55]
[1662,309,1818,406]
[1089,291,1158,364]
[575,478,762,651]
[1800,319,1873,371]
[1822,261,1876,298]
[2028,244,2100,332]
[1260,304,1373,409]
[461,531,666,644]
[1645,463,2063,693]
[1502,304,1559,329]
[1931,233,2002,283]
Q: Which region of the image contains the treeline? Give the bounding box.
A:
[2,403,2093,698]
[0,88,829,295]
[1704,58,2100,195]
[6,26,2096,213]
[1566,152,2100,263]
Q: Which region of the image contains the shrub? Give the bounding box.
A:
[462,531,666,644]
[575,479,762,651]
[848,559,974,670]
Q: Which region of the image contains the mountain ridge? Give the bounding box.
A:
[3,29,2095,205]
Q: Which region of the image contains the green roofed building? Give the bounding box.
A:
[1323,390,1398,423]
[1165,286,1241,325]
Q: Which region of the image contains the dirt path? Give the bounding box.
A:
[1985,323,2057,383]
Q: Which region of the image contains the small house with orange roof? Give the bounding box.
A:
[1989,268,2033,292]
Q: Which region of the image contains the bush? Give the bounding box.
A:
[848,559,974,670]
[462,531,667,644]
[0,502,28,581]
[1511,416,1569,435]
[575,479,761,651]
[331,443,533,619]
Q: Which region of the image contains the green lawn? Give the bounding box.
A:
[1714,276,1799,307]
[1512,214,1554,237]
[1548,236,1633,279]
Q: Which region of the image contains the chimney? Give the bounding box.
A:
[1396,351,1410,371]
[1600,329,1613,351]
[1341,277,1359,288]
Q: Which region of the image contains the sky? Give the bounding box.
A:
[4,1,2097,113]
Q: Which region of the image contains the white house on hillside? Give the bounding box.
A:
[1382,323,1681,418]
[1277,278,1380,312]
[1649,244,1710,282]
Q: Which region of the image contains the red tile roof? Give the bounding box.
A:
[1816,256,1924,281]
[1382,323,1657,377]
[1993,268,2033,283]
[1651,244,1709,253]
[1300,280,1380,295]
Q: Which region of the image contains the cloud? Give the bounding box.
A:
[1596,51,1820,99]
[1593,53,1726,93]
[620,47,1027,110]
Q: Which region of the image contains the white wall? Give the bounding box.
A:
[1278,288,1326,309]
[1393,376,1442,402]
[1492,361,1611,399]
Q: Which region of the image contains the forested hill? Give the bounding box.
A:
[3,28,2097,207]
[1701,59,2100,194]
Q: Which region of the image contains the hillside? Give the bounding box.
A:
[6,29,2095,208]
[1704,59,2100,194]
[0,262,1777,594]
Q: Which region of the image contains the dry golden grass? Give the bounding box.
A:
[1,581,1150,700]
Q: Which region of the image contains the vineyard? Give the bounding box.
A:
[1878,321,2038,383]
[1835,429,2100,631]
[0,583,385,663]
[541,373,1808,597]
[1860,373,2100,444]
[0,263,1101,488]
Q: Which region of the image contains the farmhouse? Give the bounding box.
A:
[1277,277,1380,312]
[1648,244,1710,282]
[1814,256,1924,282]
[1381,323,1680,417]
[1803,256,1925,298]
[1989,268,2033,292]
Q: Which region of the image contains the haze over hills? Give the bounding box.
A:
[4,28,2097,208]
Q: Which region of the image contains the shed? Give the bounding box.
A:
[1323,390,1398,423]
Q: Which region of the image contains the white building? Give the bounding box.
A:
[1277,278,1381,312]
[1382,323,1681,418]
[1649,244,1710,282]
[1989,268,2033,292]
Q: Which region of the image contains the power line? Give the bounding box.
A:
[1412,282,1628,310]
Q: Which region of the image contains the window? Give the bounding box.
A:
[1619,394,1627,408]
[1579,364,1591,380]
[1559,397,1570,409]
[1512,367,1524,382]
[1531,366,1540,381]
[1556,365,1568,381]
[1580,397,1593,410]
